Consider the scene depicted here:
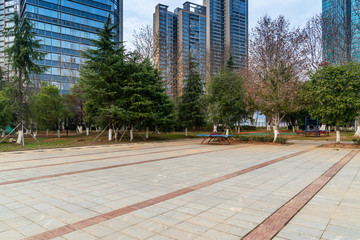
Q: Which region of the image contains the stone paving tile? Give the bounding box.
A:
[1,140,358,240]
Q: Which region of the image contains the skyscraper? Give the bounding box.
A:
[0,0,123,93]
[154,0,248,96]
[153,4,178,96]
[154,2,206,97]
[322,0,351,63]
[204,0,248,79]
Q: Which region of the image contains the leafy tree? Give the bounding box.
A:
[79,16,127,139]
[0,91,12,135]
[208,60,248,132]
[64,84,89,134]
[303,62,360,142]
[124,57,175,132]
[247,16,306,141]
[178,58,206,132]
[80,17,175,140]
[31,84,71,137]
[5,12,46,124]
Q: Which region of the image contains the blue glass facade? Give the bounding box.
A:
[19,0,122,93]
[322,0,352,63]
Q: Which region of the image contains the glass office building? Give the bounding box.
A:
[12,0,123,93]
[322,0,351,63]
[204,0,248,78]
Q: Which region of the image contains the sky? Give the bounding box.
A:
[123,0,322,49]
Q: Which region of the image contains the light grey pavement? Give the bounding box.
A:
[0,139,359,240]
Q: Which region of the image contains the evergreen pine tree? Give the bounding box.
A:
[5,12,46,124]
[178,58,206,131]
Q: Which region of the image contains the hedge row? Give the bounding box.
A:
[234,135,288,144]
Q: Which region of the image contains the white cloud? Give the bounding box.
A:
[123,0,322,50]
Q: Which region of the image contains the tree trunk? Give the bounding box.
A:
[336,126,341,143]
[34,131,37,138]
[273,126,279,142]
[114,128,119,142]
[108,128,113,141]
[355,126,360,137]
[130,127,134,141]
[57,129,61,138]
[213,125,217,132]
[16,130,23,144]
[185,127,188,136]
[267,122,271,131]
[86,127,89,136]
[1,130,4,138]
[292,126,295,133]
[146,127,149,139]
[226,129,229,136]
[46,129,49,136]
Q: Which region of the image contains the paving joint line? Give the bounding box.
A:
[0,145,244,187]
[0,143,205,164]
[241,149,359,240]
[24,148,313,240]
[0,146,216,173]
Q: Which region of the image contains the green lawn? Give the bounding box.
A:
[0,131,197,152]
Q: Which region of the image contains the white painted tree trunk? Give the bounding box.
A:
[46,129,49,136]
[77,126,83,134]
[319,124,326,131]
[213,125,217,132]
[146,127,149,139]
[336,131,341,143]
[292,126,295,132]
[16,130,24,144]
[57,130,61,138]
[1,130,5,138]
[267,122,271,131]
[185,128,188,136]
[226,129,229,136]
[34,131,37,138]
[130,128,134,141]
[86,127,89,136]
[354,126,360,137]
[108,128,112,141]
[273,127,279,142]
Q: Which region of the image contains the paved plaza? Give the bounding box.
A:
[0,139,359,240]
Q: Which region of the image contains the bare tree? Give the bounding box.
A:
[247,15,307,142]
[303,14,323,70]
[132,25,154,62]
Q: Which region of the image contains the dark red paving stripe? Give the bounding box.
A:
[0,146,210,172]
[0,146,243,186]
[242,149,359,240]
[0,143,200,164]
[25,148,313,240]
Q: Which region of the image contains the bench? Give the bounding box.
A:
[197,133,235,145]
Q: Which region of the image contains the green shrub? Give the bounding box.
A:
[240,126,257,131]
[234,135,287,144]
[352,138,360,145]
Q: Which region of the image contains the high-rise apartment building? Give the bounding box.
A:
[154,0,248,96]
[204,0,248,78]
[176,2,206,95]
[153,2,206,96]
[0,0,123,93]
[153,4,178,96]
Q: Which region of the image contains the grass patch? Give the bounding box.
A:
[0,131,197,152]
